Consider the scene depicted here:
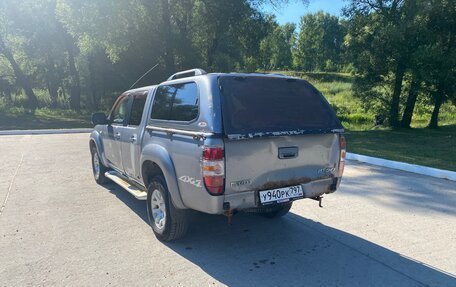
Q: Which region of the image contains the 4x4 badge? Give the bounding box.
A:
[179,176,202,188]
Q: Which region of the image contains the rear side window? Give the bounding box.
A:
[151,82,199,122]
[219,76,342,135]
[128,92,147,126]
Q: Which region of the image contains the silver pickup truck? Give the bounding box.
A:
[90,69,346,241]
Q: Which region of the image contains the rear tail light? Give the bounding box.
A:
[338,135,346,176]
[202,146,225,195]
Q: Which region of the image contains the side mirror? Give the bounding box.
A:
[91,112,108,125]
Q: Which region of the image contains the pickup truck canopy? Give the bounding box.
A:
[218,75,343,137]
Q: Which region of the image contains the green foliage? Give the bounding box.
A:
[344,0,456,128]
[293,11,345,71]
[259,21,296,70]
[0,0,454,131]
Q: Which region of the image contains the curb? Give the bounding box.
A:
[346,152,456,182]
[0,128,93,136]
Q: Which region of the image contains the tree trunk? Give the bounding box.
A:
[67,43,81,111]
[57,21,81,110]
[428,83,445,129]
[45,54,60,108]
[207,36,219,69]
[46,78,58,108]
[5,89,12,103]
[174,1,194,69]
[400,75,420,128]
[0,79,12,104]
[389,60,406,128]
[0,36,38,110]
[161,0,175,76]
[88,53,98,111]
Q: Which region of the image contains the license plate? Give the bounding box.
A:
[259,185,304,205]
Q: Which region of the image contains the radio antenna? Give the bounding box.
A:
[129,63,160,90]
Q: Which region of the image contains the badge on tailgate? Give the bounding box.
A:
[230,179,251,188]
[317,167,336,176]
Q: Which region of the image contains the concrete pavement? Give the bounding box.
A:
[1,133,455,286]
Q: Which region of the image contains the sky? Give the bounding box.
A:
[263,0,346,26]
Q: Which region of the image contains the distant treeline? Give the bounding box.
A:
[0,0,454,128]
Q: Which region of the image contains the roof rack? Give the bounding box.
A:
[167,68,207,81]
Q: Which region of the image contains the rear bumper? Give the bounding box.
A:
[222,177,338,212]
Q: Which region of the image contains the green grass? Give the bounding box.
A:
[345,125,456,171]
[0,108,92,130]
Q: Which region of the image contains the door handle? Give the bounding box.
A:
[130,135,137,142]
[278,147,298,159]
[114,132,121,140]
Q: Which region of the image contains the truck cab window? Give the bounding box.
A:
[111,96,129,125]
[129,93,148,126]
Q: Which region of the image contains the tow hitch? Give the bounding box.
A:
[224,209,234,224]
[223,202,234,224]
[312,196,323,208]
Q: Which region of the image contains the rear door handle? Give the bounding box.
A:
[278,147,298,159]
[114,132,121,140]
[130,135,137,142]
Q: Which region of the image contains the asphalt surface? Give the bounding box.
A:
[1,133,455,287]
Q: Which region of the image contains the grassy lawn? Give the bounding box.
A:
[0,108,92,130]
[345,125,456,171]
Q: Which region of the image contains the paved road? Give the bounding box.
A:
[1,133,455,287]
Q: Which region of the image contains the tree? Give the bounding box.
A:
[294,12,345,71]
[344,0,415,128]
[0,2,39,110]
[259,22,296,70]
[424,0,456,128]
[159,0,176,75]
[399,0,429,128]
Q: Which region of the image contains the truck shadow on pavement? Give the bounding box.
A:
[104,183,456,287]
[342,161,456,216]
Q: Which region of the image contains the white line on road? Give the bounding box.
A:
[0,153,24,216]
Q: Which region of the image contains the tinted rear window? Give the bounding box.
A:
[129,93,147,126]
[219,76,342,135]
[151,82,199,122]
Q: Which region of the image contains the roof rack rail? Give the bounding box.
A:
[167,68,207,81]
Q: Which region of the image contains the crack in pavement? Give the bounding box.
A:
[0,153,24,216]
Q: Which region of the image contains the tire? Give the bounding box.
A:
[91,147,109,184]
[259,202,292,218]
[146,175,188,241]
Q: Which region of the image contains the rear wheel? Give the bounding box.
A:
[259,202,292,218]
[147,176,188,241]
[91,147,109,184]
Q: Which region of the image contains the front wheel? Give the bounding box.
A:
[146,176,188,241]
[91,147,109,184]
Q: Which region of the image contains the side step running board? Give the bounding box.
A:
[105,171,147,200]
